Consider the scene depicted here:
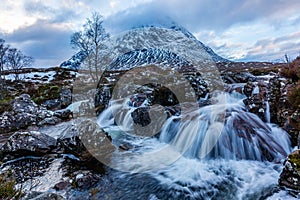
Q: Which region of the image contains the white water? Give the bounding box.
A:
[265,100,271,123]
[252,85,260,95]
[97,90,293,199]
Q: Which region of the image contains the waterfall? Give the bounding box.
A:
[265,100,271,123]
[98,90,291,163]
[159,92,290,161]
[95,89,293,199]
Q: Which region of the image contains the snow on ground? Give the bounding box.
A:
[4,71,56,83]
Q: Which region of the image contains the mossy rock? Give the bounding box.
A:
[288,150,300,172]
[32,84,62,105]
[0,170,23,199]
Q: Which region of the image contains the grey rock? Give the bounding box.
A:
[73,170,101,189]
[58,120,113,164]
[38,116,62,126]
[1,131,57,158]
[58,121,96,162]
[60,88,72,108]
[54,109,72,120]
[243,81,256,97]
[0,94,61,133]
[43,99,60,110]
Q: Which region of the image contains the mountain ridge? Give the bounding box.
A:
[61,25,228,70]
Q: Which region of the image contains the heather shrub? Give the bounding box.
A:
[281,56,300,83]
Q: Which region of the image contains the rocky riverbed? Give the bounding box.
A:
[0,60,299,199]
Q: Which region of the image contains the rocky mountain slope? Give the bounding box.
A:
[60,26,227,70]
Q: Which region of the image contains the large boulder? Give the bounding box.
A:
[0,94,52,133]
[0,131,57,159]
[0,94,72,133]
[58,120,112,163]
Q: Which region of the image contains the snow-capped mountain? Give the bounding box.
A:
[108,48,192,71]
[61,25,228,70]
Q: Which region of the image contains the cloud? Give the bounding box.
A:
[1,20,75,67]
[105,0,300,33]
[237,31,300,61]
[103,0,300,62]
[1,0,300,66]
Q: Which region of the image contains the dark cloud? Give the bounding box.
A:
[24,1,55,16]
[1,20,74,67]
[105,0,300,33]
[23,1,81,23]
[2,0,300,67]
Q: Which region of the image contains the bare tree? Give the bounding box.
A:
[0,39,9,99]
[0,39,9,76]
[6,48,34,81]
[71,12,109,83]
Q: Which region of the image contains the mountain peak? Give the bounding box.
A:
[61,24,228,70]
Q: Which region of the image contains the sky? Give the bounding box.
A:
[1,0,300,67]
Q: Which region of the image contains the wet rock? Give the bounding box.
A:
[182,72,209,100]
[54,181,71,191]
[243,81,256,97]
[95,70,209,115]
[41,88,72,110]
[131,107,151,126]
[0,131,57,159]
[243,94,266,121]
[242,74,299,146]
[73,171,101,189]
[38,116,62,126]
[23,191,65,200]
[58,120,109,163]
[279,150,300,191]
[54,108,72,120]
[58,124,87,160]
[0,95,38,132]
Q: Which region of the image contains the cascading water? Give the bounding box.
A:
[265,100,271,123]
[159,92,289,161]
[96,88,294,199]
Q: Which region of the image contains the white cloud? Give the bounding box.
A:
[0,1,36,33]
[1,0,300,66]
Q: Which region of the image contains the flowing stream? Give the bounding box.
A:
[95,89,294,199]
